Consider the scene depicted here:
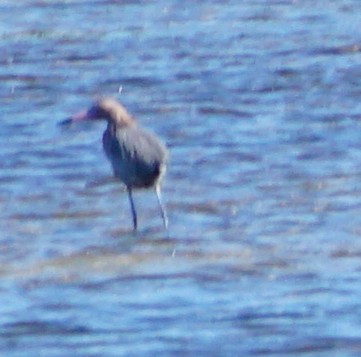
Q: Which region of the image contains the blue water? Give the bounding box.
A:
[2,0,361,355]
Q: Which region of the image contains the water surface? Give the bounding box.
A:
[2,1,361,355]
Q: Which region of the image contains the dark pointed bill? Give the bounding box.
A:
[58,110,89,126]
[58,118,73,126]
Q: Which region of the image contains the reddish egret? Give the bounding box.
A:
[62,97,168,230]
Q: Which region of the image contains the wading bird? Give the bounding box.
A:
[61,97,168,230]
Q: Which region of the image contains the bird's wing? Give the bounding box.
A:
[120,127,167,163]
[107,127,168,187]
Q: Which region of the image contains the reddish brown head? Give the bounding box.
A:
[62,97,136,127]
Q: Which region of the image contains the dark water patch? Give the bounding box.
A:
[144,104,188,115]
[309,43,361,56]
[237,310,314,323]
[257,337,361,355]
[0,74,40,82]
[121,76,166,87]
[7,209,104,221]
[62,53,108,63]
[275,68,299,77]
[1,320,90,337]
[198,105,251,118]
[169,201,221,215]
[331,249,361,259]
[253,84,289,94]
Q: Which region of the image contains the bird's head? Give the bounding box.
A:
[60,97,135,127]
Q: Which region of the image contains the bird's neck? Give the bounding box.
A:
[107,120,136,132]
[106,106,136,128]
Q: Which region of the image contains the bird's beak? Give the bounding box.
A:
[59,110,89,126]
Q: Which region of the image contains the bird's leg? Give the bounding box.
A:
[155,184,168,229]
[127,187,137,230]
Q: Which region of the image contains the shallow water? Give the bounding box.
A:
[2,0,361,355]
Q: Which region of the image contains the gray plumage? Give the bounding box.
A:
[103,125,167,189]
